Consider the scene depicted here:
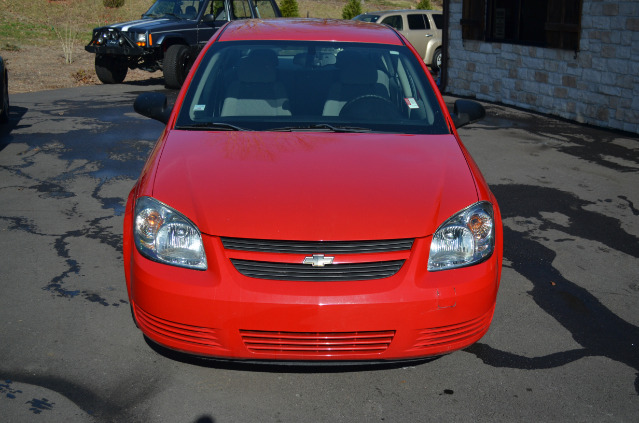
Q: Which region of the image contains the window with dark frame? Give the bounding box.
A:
[381,15,403,31]
[431,14,444,29]
[407,14,431,30]
[461,0,582,51]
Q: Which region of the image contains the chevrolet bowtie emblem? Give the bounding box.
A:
[302,254,335,267]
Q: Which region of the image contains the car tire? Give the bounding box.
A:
[0,69,8,123]
[163,44,193,89]
[432,48,442,71]
[95,54,128,84]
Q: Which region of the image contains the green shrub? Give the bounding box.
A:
[103,0,126,8]
[417,0,433,9]
[341,0,362,20]
[280,0,300,17]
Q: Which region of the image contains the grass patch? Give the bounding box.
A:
[0,0,443,49]
[0,20,54,43]
[0,0,154,46]
[296,0,435,18]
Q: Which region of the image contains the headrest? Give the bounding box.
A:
[238,49,278,83]
[336,51,378,84]
[294,53,310,66]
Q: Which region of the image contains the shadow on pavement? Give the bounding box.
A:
[466,183,639,394]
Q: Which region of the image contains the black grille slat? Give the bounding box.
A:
[231,259,405,281]
[221,237,413,254]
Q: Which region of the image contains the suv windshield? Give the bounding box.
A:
[176,40,449,134]
[143,0,205,19]
[353,15,381,23]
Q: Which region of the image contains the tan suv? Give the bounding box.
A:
[354,10,443,70]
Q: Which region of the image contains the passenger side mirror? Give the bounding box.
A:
[452,99,485,128]
[134,92,171,124]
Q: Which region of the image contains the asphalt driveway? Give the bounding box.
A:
[0,83,637,422]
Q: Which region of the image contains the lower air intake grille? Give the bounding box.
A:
[240,330,395,355]
[230,259,405,281]
[409,310,494,351]
[135,306,222,349]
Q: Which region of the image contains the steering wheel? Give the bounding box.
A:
[339,94,401,120]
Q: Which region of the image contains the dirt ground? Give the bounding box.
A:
[2,44,158,94]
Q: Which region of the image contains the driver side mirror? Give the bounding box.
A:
[452,99,485,128]
[134,92,171,124]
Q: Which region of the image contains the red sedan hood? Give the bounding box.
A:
[151,131,478,240]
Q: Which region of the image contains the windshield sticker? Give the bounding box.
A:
[193,105,206,112]
[404,98,419,109]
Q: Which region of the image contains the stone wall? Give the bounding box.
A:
[446,0,639,134]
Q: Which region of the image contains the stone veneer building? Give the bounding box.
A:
[443,0,639,134]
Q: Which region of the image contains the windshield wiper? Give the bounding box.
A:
[175,122,251,131]
[268,124,372,133]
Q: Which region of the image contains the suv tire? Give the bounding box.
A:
[95,55,128,84]
[164,44,193,89]
[432,48,442,71]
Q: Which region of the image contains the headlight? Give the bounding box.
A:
[428,201,494,271]
[136,33,147,47]
[96,32,108,45]
[134,197,207,270]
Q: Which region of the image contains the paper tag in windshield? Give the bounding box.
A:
[404,98,419,109]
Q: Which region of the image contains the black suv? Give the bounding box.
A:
[85,0,281,88]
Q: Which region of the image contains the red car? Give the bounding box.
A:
[125,18,502,362]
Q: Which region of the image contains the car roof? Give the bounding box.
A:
[217,18,405,45]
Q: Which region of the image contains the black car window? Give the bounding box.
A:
[407,14,429,30]
[431,13,444,29]
[381,15,403,31]
[144,0,207,17]
[354,14,381,23]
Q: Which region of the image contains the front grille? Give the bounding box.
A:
[221,237,414,254]
[135,306,223,349]
[240,330,395,356]
[230,259,405,281]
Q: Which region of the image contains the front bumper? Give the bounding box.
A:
[85,44,148,56]
[126,234,500,361]
[85,27,149,56]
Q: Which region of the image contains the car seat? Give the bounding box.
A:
[221,49,291,117]
[184,5,197,18]
[322,51,391,117]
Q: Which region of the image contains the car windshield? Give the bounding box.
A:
[143,0,205,19]
[176,40,449,134]
[353,15,381,23]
